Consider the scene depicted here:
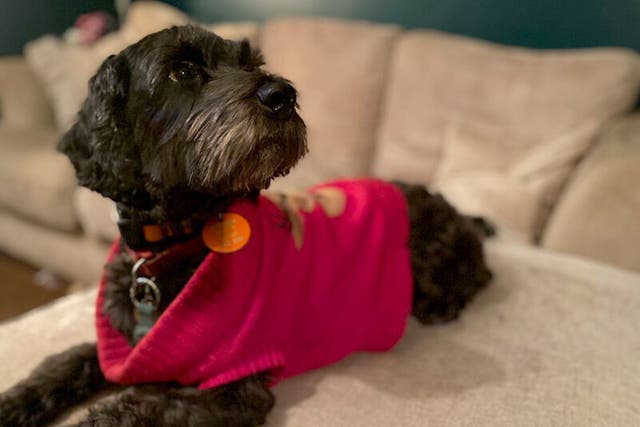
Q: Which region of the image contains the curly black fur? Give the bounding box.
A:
[0,25,493,426]
[0,344,107,426]
[395,182,492,324]
[76,374,274,427]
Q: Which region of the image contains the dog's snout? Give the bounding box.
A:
[257,81,296,116]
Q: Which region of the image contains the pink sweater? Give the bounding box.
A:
[96,179,413,389]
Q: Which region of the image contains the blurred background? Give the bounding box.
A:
[2,0,640,55]
[0,0,639,321]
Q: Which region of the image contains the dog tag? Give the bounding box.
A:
[129,276,161,343]
[202,213,251,253]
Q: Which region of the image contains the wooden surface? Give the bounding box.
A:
[0,254,67,322]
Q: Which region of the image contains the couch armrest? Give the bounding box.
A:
[0,56,54,129]
[541,114,640,272]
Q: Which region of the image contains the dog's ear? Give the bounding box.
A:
[58,54,152,208]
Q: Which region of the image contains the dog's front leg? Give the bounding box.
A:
[0,342,107,426]
[76,374,274,427]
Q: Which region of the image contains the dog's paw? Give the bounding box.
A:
[0,390,40,427]
[412,300,463,324]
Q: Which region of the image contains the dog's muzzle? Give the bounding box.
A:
[257,80,296,118]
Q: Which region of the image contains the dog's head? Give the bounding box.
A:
[58,25,307,209]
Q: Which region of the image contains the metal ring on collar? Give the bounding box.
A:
[131,257,148,278]
[129,277,161,310]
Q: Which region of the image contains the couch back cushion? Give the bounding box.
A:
[0,57,54,129]
[372,30,640,241]
[260,18,400,190]
[542,115,640,272]
[0,128,78,231]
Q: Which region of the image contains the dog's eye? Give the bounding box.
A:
[169,62,199,82]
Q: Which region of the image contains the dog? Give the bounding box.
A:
[0,25,493,426]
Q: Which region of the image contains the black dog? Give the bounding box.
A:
[0,25,493,426]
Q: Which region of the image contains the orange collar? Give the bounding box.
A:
[117,206,211,252]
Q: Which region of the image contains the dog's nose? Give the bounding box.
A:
[257,81,296,115]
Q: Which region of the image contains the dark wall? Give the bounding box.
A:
[182,0,640,51]
[2,0,639,56]
[0,0,115,56]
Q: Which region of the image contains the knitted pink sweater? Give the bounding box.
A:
[96,179,413,389]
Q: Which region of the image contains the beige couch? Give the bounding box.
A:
[0,2,639,284]
[1,2,640,425]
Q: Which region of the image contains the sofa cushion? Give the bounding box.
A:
[0,128,78,230]
[0,209,109,284]
[23,1,258,132]
[205,22,259,46]
[260,18,400,190]
[1,241,639,425]
[542,115,640,272]
[0,57,54,128]
[372,30,640,241]
[73,187,119,243]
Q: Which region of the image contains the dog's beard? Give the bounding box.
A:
[186,101,307,194]
[143,73,307,197]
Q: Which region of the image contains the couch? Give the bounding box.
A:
[1,2,639,425]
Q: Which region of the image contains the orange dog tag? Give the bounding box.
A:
[202,213,251,253]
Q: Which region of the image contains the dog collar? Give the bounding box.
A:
[117,215,204,252]
[115,200,218,252]
[126,235,209,278]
